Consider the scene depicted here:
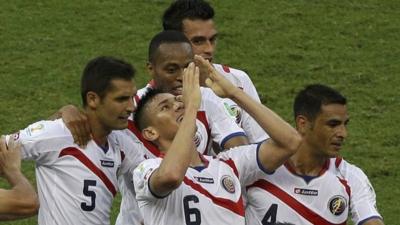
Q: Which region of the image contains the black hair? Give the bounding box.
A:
[81,56,135,107]
[134,89,165,131]
[162,0,215,31]
[294,84,347,121]
[148,30,191,63]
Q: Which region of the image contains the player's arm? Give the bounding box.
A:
[49,105,91,147]
[198,55,301,171]
[149,63,201,197]
[362,219,384,225]
[0,136,39,221]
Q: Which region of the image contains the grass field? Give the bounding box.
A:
[0,0,399,224]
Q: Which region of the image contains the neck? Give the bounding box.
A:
[86,111,110,146]
[158,140,203,167]
[288,141,328,176]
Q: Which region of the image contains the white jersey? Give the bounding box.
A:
[214,64,269,143]
[7,119,139,225]
[116,81,247,225]
[133,144,270,225]
[245,157,382,225]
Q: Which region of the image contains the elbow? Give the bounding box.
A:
[160,171,184,190]
[23,195,40,216]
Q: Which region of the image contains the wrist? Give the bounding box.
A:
[3,169,24,186]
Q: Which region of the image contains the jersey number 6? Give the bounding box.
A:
[183,195,201,225]
[81,179,97,211]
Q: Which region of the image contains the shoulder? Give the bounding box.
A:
[213,63,251,81]
[18,119,71,140]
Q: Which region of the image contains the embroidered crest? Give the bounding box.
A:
[328,195,347,216]
[221,175,235,193]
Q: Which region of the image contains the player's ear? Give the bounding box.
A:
[295,115,308,135]
[142,126,159,142]
[86,91,100,109]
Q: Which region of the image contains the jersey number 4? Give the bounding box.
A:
[183,195,201,225]
[262,204,278,225]
[81,179,97,211]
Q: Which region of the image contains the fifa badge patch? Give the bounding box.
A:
[328,195,347,216]
[221,175,235,193]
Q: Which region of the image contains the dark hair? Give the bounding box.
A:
[294,84,347,121]
[81,56,135,107]
[134,89,165,131]
[162,0,215,31]
[148,30,191,63]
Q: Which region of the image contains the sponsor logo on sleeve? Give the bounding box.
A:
[294,188,318,196]
[328,195,347,216]
[100,160,115,168]
[194,176,214,184]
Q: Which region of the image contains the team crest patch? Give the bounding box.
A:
[328,195,347,216]
[221,175,235,193]
[223,103,242,124]
[193,132,202,147]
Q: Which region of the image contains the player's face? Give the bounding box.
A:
[305,104,349,158]
[97,79,137,131]
[182,19,217,62]
[146,93,185,140]
[148,42,193,96]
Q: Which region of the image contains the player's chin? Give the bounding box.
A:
[114,119,129,130]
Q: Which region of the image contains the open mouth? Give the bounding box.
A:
[331,142,343,150]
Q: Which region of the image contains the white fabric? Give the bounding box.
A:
[245,158,382,225]
[214,64,269,143]
[116,82,247,225]
[133,144,266,225]
[7,119,139,225]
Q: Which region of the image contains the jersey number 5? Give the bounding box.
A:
[183,195,201,225]
[81,179,97,211]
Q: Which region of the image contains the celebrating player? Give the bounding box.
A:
[132,57,301,224]
[116,30,249,225]
[4,56,141,225]
[245,84,384,225]
[0,136,38,221]
[163,0,268,143]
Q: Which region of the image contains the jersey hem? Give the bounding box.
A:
[220,132,247,149]
[256,142,275,175]
[357,215,383,225]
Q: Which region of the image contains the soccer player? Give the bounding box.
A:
[132,57,301,224]
[245,84,384,225]
[4,56,140,225]
[0,136,38,221]
[116,30,249,225]
[162,0,268,143]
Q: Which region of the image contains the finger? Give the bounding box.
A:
[0,136,6,152]
[176,95,183,102]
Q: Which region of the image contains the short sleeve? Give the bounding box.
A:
[201,88,246,148]
[345,164,383,224]
[217,143,269,187]
[6,119,71,165]
[133,158,162,202]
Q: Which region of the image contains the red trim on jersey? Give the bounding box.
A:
[338,178,351,197]
[248,179,346,225]
[284,160,330,177]
[335,157,343,168]
[196,111,211,154]
[120,150,125,161]
[222,65,231,73]
[220,159,239,177]
[183,177,244,217]
[127,120,163,158]
[59,147,117,197]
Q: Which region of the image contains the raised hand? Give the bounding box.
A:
[59,105,91,147]
[194,55,238,98]
[182,62,201,111]
[0,136,21,178]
